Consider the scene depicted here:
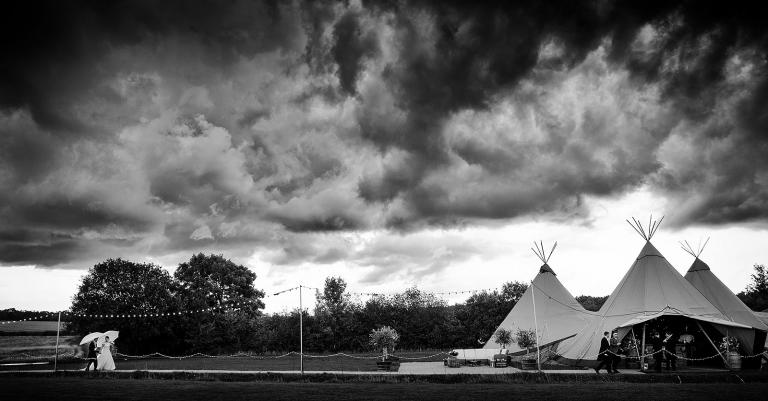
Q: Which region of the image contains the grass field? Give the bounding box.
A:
[0,336,81,360]
[0,321,63,332]
[3,378,767,400]
[2,350,442,372]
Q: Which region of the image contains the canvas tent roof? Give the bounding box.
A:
[554,241,759,365]
[483,263,592,352]
[683,256,768,355]
[756,312,768,327]
[616,306,751,329]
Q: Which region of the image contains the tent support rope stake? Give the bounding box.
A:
[695,321,729,369]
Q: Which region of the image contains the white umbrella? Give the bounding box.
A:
[97,330,119,347]
[80,332,103,345]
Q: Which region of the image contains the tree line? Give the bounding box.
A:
[39,256,768,355]
[65,254,535,354]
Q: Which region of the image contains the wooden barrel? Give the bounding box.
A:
[625,348,640,369]
[376,361,392,371]
[726,351,741,370]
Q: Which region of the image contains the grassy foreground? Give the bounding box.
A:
[3,378,767,401]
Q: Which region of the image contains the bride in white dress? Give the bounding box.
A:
[96,336,116,371]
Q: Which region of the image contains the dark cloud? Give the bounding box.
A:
[332,11,379,95]
[3,0,768,270]
[238,108,272,128]
[313,247,349,264]
[348,0,768,229]
[1,0,304,133]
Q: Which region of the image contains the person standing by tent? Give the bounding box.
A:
[651,331,664,372]
[679,329,695,365]
[610,331,624,373]
[84,339,98,372]
[594,331,613,374]
[663,330,678,371]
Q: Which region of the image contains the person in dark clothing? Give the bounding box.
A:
[85,339,98,371]
[663,330,677,371]
[651,332,664,372]
[610,331,624,373]
[594,331,613,373]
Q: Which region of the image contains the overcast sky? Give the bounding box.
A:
[1,0,767,314]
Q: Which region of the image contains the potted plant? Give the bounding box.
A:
[492,328,513,367]
[516,328,538,370]
[369,326,400,371]
[719,336,741,370]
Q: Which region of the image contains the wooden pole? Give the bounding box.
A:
[695,321,729,369]
[640,323,647,371]
[54,312,61,372]
[531,280,541,371]
[631,327,642,371]
[299,285,304,374]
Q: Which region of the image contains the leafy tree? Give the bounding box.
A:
[737,264,768,311]
[68,258,181,354]
[389,287,449,350]
[492,327,513,350]
[501,281,528,303]
[313,277,360,352]
[174,253,266,351]
[576,295,609,312]
[515,328,537,358]
[455,281,528,347]
[252,309,315,353]
[0,308,60,322]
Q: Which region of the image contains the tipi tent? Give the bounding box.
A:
[555,217,759,368]
[756,311,768,327]
[483,242,592,352]
[681,240,768,366]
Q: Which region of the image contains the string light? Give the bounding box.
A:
[4,284,535,321]
[1,312,56,325]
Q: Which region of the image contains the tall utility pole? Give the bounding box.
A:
[299,284,303,374]
[54,312,61,372]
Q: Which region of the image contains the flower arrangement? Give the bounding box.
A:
[719,336,739,353]
[622,334,640,354]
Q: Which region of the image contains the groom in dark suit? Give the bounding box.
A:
[594,331,613,373]
[85,339,98,371]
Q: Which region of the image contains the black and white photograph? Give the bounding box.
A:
[1,0,768,399]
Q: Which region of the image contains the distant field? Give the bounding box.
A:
[0,321,64,332]
[0,336,81,360]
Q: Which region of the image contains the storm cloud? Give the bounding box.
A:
[2,0,768,272]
